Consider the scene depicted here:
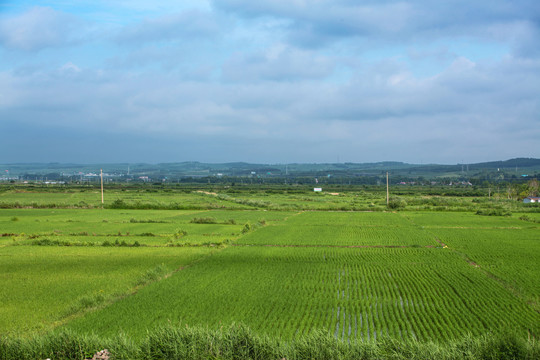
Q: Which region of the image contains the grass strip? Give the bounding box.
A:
[1,324,538,360]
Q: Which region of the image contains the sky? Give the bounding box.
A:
[0,0,539,164]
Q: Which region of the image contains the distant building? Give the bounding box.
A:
[523,197,540,203]
[314,188,322,192]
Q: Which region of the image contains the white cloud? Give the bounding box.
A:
[0,6,85,51]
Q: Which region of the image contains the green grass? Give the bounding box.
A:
[2,325,539,360]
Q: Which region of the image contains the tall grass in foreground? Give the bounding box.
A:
[1,324,538,360]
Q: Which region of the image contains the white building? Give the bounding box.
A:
[523,197,540,203]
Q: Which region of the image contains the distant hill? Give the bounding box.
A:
[1,158,539,182]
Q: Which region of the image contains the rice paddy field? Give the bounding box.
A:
[0,186,539,352]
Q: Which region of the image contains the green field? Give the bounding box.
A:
[0,246,215,335]
[1,188,539,352]
[64,246,539,341]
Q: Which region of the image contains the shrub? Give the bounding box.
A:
[138,232,155,237]
[242,223,252,234]
[476,209,511,217]
[108,199,126,209]
[388,197,407,209]
[190,217,217,224]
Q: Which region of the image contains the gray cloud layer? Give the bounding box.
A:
[0,1,538,163]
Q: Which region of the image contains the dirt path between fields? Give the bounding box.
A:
[232,244,434,249]
[434,237,447,247]
[195,190,218,196]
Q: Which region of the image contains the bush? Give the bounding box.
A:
[476,209,511,217]
[138,232,155,237]
[242,223,252,234]
[388,197,407,209]
[190,217,217,224]
[108,199,126,209]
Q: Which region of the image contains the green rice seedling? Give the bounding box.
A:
[64,246,539,342]
[0,246,215,335]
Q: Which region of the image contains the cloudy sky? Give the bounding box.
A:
[0,1,538,164]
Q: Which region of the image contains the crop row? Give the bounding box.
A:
[400,211,530,228]
[65,246,540,341]
[0,246,215,335]
[430,227,539,309]
[239,223,438,247]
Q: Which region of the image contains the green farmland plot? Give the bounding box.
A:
[401,211,530,229]
[0,209,294,246]
[0,246,215,335]
[238,222,439,247]
[400,212,540,310]
[286,211,413,227]
[1,202,539,350]
[239,211,439,247]
[0,189,252,209]
[432,228,540,309]
[211,191,384,211]
[65,246,539,341]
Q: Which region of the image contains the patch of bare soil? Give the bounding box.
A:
[195,190,218,196]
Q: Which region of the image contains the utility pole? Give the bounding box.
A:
[386,172,389,207]
[100,169,104,205]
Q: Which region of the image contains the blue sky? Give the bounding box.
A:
[1,0,539,164]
